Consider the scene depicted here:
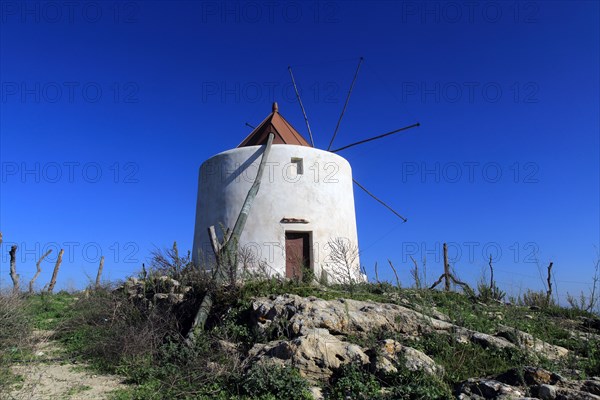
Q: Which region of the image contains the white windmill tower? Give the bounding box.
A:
[192,102,362,283]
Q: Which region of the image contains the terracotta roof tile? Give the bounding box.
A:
[238,102,312,147]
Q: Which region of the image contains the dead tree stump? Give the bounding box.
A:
[47,249,64,293]
[95,256,105,289]
[546,262,554,304]
[430,242,473,295]
[9,245,19,292]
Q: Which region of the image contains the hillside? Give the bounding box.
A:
[1,275,600,399]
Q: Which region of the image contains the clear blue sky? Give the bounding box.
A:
[1,1,598,301]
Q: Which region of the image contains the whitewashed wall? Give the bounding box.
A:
[192,144,362,282]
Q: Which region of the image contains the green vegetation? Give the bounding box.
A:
[407,333,532,383]
[65,384,92,396]
[25,290,76,330]
[241,363,312,399]
[327,363,452,400]
[1,254,599,399]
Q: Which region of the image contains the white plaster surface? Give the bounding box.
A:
[192,144,361,281]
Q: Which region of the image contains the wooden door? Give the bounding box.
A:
[285,232,310,280]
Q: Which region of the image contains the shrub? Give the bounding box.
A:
[0,292,31,392]
[477,280,506,303]
[0,293,30,352]
[58,287,179,370]
[572,338,600,377]
[380,367,453,399]
[520,289,553,308]
[328,364,381,400]
[407,333,531,384]
[240,363,312,400]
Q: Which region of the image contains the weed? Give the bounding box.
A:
[327,363,381,400]
[66,384,92,395]
[477,280,506,303]
[520,289,554,308]
[379,367,453,399]
[406,332,532,384]
[240,363,312,400]
[25,291,76,330]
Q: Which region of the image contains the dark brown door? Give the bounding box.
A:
[285,232,310,280]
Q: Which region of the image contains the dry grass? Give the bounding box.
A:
[0,291,33,394]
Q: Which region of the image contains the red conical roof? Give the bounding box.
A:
[238,102,312,147]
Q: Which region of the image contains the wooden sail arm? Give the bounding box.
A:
[328,57,364,151]
[331,122,420,153]
[353,179,407,222]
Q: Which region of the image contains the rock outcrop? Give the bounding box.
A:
[115,276,192,306]
[248,293,569,380]
[248,294,447,381]
[456,367,600,399]
[249,328,370,380]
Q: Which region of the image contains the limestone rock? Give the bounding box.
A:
[458,367,600,400]
[249,328,370,380]
[374,339,443,376]
[115,275,190,306]
[537,384,557,399]
[457,378,525,399]
[309,386,324,400]
[251,294,428,338]
[497,325,569,360]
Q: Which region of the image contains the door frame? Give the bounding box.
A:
[284,230,313,280]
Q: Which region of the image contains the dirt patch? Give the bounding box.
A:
[8,330,128,400]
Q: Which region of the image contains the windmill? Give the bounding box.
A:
[191,58,419,287]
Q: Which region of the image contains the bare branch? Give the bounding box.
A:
[489,254,494,291]
[429,274,444,290]
[410,255,420,289]
[387,259,401,289]
[326,237,361,286]
[30,249,52,294]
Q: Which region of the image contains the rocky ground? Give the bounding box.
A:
[247,294,600,399]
